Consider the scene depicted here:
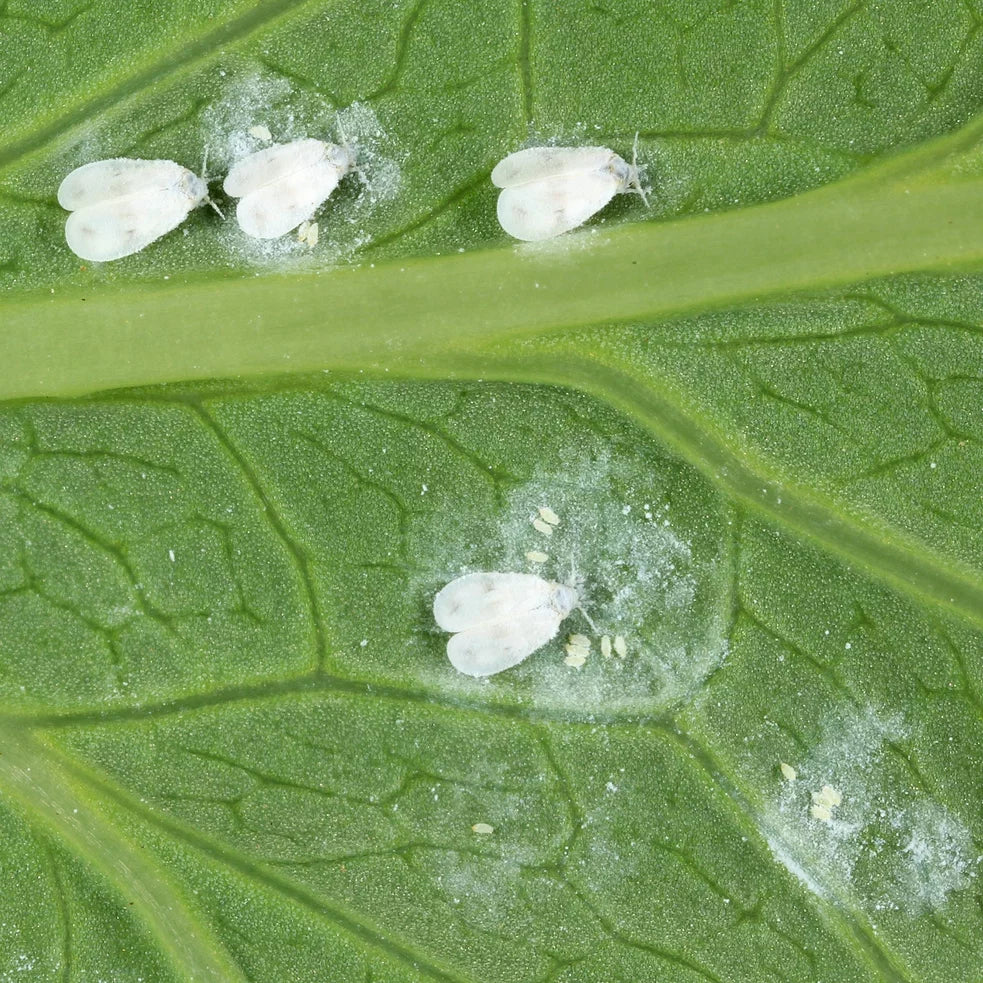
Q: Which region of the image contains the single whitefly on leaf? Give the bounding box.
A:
[433,571,580,677]
[224,138,356,240]
[492,140,647,241]
[57,158,211,262]
[414,421,729,709]
[201,74,401,265]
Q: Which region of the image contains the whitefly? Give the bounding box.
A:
[492,138,647,241]
[433,571,584,677]
[57,158,215,262]
[223,137,357,240]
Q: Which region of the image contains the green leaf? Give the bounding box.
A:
[1,2,983,981]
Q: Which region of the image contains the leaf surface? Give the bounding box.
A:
[1,2,983,981]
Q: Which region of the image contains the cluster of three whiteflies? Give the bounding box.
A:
[57,135,647,262]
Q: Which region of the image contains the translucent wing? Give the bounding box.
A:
[58,159,194,210]
[234,159,345,239]
[496,170,620,241]
[433,572,555,632]
[64,188,196,262]
[491,147,617,188]
[447,609,563,677]
[223,139,330,197]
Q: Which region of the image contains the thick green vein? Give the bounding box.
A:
[401,352,983,633]
[0,0,312,170]
[0,721,245,983]
[6,113,983,401]
[11,669,670,731]
[13,724,487,983]
[666,725,913,983]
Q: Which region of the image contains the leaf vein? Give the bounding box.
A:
[189,401,329,672]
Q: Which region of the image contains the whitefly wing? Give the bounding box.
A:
[64,187,197,262]
[491,146,617,188]
[234,157,347,239]
[497,169,620,241]
[447,607,564,677]
[433,572,556,633]
[223,139,331,197]
[58,159,195,210]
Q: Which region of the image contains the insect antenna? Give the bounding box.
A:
[578,604,597,632]
[199,147,226,219]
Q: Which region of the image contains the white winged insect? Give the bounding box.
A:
[223,137,356,240]
[433,571,584,677]
[491,138,647,241]
[58,158,213,262]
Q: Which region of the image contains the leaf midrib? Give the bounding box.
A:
[6,115,983,405]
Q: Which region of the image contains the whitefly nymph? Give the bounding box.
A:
[491,139,647,241]
[433,571,583,677]
[57,158,213,262]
